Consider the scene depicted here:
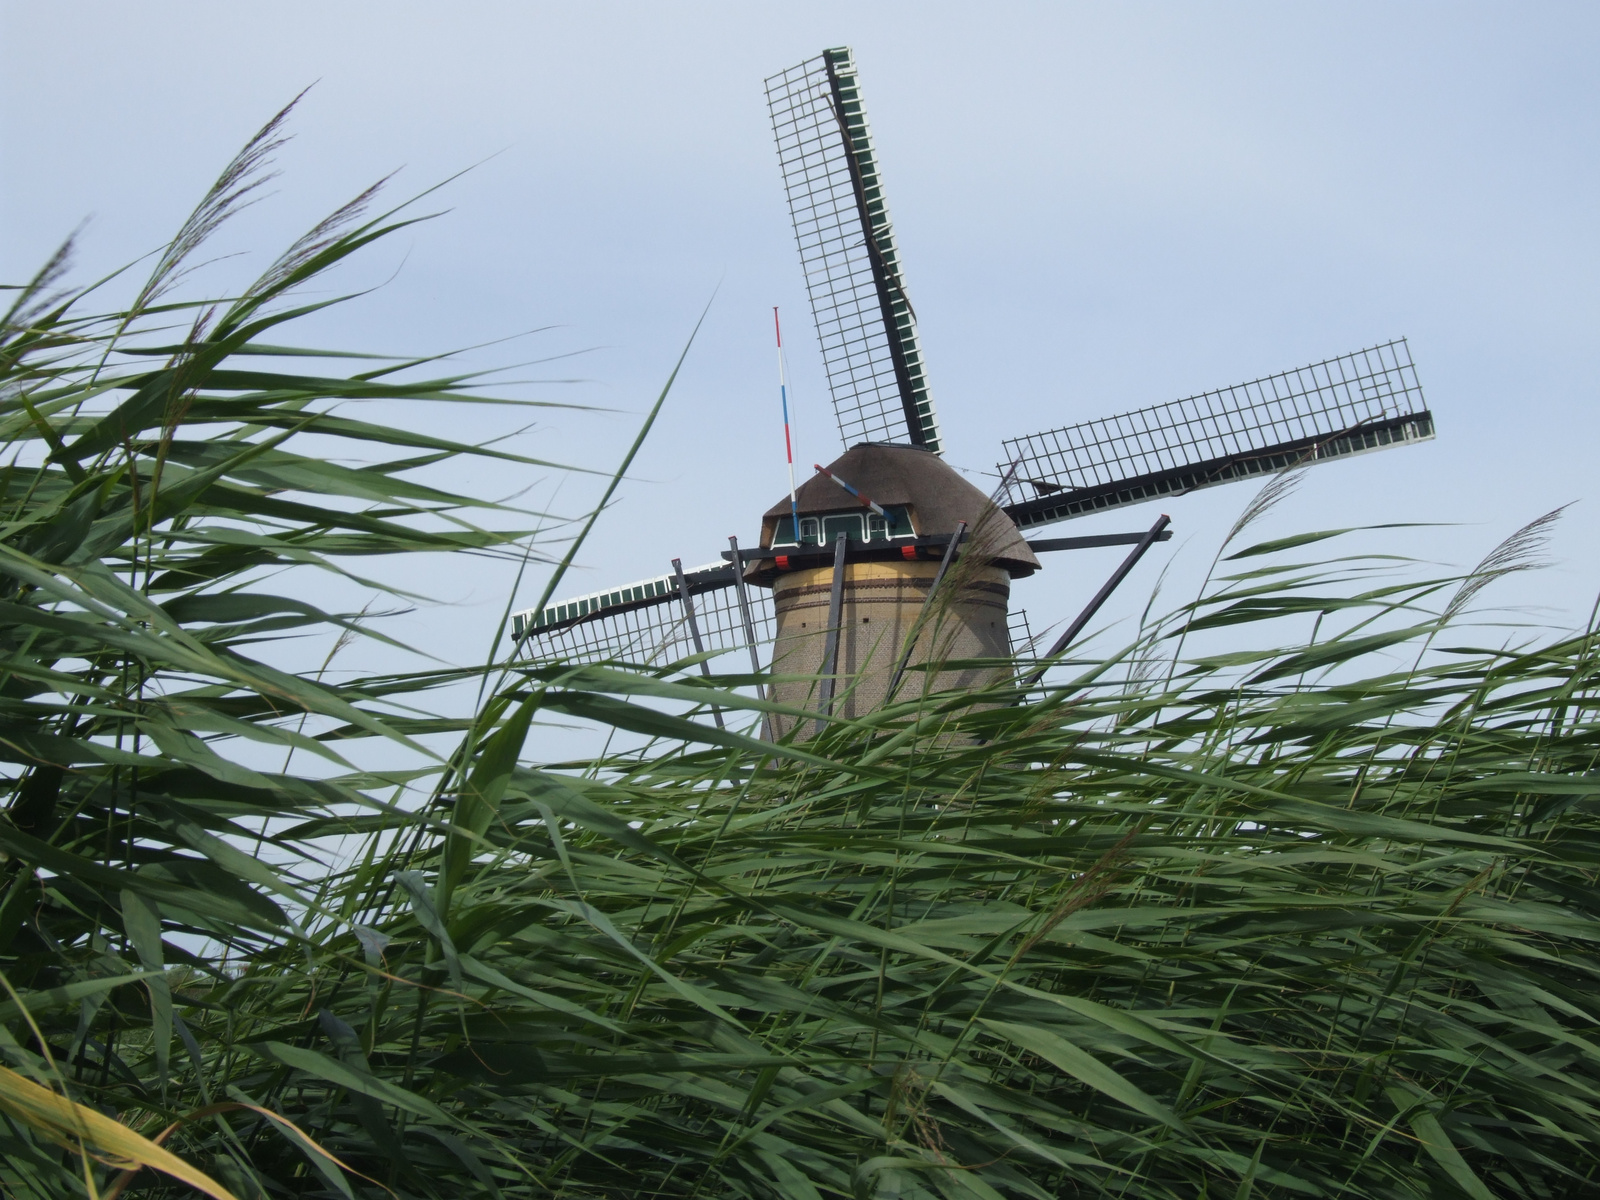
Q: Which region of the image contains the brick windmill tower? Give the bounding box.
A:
[747,442,1039,735]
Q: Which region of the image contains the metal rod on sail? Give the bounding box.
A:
[672,557,725,730]
[812,464,888,518]
[728,537,764,675]
[887,520,966,702]
[1021,513,1170,688]
[774,308,800,541]
[815,533,849,731]
[729,535,771,742]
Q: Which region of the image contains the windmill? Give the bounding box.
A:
[512,47,1435,733]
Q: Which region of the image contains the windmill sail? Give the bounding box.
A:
[513,563,774,667]
[766,48,941,453]
[999,339,1434,530]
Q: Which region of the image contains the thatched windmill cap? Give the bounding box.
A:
[761,442,1040,577]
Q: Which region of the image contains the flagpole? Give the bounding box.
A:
[774,308,800,540]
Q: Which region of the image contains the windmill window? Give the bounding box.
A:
[774,506,912,546]
[822,513,864,543]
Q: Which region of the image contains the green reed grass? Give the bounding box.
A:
[4,110,1599,1200]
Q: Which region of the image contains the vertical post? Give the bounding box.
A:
[1022,513,1170,689]
[729,536,772,742]
[886,521,967,702]
[727,538,764,675]
[814,533,849,731]
[672,558,725,731]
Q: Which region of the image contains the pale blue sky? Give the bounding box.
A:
[5,3,1597,712]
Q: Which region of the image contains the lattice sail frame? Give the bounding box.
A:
[512,564,774,668]
[766,48,941,453]
[999,339,1434,530]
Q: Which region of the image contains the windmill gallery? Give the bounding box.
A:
[511,48,1437,730]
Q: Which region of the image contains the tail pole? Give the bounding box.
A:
[775,308,800,539]
[812,463,888,518]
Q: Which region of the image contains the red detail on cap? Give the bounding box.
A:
[776,555,790,570]
[901,546,917,560]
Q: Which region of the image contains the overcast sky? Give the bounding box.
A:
[5,3,1598,713]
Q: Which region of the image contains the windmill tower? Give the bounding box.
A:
[748,443,1039,735]
[510,47,1437,738]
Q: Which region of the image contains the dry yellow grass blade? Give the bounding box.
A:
[0,1065,240,1200]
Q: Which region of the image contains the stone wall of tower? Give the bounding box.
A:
[766,559,1012,738]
